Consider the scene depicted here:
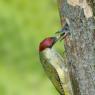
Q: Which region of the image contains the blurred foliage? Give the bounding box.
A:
[0,0,64,95]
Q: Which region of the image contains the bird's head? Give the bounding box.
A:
[39,37,58,52]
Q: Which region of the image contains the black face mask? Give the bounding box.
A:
[49,37,57,48]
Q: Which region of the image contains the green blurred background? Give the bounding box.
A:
[0,0,64,95]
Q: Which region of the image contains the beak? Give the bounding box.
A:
[55,30,70,41]
[55,23,70,41]
[55,31,66,41]
[60,32,71,41]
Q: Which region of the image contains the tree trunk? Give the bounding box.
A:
[57,0,95,95]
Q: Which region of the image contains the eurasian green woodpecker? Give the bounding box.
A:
[39,25,73,95]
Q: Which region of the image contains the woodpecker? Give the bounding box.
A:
[39,27,73,95]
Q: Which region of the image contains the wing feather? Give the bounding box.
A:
[40,55,65,95]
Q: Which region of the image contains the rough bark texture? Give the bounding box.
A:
[57,0,95,95]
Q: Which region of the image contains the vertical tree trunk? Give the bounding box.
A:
[57,0,95,95]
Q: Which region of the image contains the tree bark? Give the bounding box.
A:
[57,0,95,95]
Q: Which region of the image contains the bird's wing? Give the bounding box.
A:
[40,56,65,95]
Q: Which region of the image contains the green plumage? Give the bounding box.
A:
[39,48,73,95]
